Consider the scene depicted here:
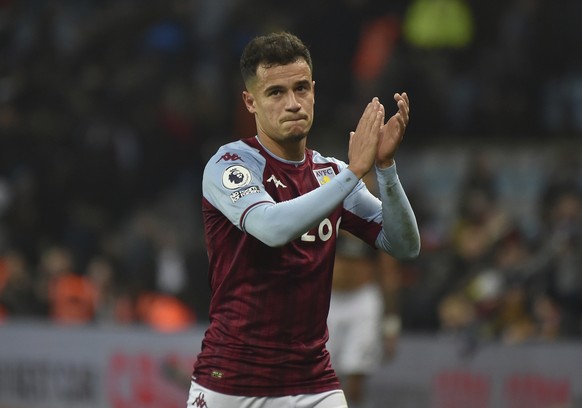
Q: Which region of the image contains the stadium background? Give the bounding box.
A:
[0,0,581,407]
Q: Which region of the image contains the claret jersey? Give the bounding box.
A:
[193,136,384,396]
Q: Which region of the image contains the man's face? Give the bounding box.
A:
[243,59,315,146]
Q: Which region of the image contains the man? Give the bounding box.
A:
[327,231,400,408]
[189,32,420,407]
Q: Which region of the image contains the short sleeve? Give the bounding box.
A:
[202,141,275,229]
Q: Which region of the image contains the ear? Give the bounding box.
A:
[242,91,256,114]
[312,80,316,103]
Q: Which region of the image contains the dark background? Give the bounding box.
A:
[0,0,580,340]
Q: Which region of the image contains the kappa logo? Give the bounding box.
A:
[216,152,244,163]
[192,392,208,407]
[267,175,287,188]
[313,167,336,185]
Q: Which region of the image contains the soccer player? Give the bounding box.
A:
[327,232,387,408]
[188,32,420,408]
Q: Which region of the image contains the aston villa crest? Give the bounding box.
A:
[313,167,336,186]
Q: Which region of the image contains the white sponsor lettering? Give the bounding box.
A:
[230,186,260,203]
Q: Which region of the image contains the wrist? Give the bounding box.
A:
[376,158,395,169]
[347,164,367,179]
[375,162,398,187]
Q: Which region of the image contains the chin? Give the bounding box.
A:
[288,132,308,142]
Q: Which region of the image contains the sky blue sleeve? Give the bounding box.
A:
[202,143,275,230]
[203,143,359,247]
[243,169,359,246]
[374,163,421,259]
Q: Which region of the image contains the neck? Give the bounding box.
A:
[256,133,306,162]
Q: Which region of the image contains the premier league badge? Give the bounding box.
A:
[222,165,252,189]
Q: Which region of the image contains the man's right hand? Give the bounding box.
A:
[347,97,384,179]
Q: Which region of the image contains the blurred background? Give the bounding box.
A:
[0,0,581,406]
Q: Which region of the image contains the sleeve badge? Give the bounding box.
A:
[222,165,252,190]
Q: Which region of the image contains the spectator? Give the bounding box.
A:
[49,272,97,324]
[0,249,36,320]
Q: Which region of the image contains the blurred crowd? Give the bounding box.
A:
[0,0,581,340]
[401,150,582,346]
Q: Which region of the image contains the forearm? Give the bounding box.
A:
[374,163,420,259]
[243,169,359,246]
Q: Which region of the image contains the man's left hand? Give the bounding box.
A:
[376,92,410,168]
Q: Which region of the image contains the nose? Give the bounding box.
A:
[284,91,301,111]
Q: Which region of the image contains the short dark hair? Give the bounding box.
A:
[240,32,313,86]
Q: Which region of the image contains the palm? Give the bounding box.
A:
[378,115,403,159]
[376,93,409,167]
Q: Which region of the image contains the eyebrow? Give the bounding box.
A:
[264,84,284,94]
[264,79,312,95]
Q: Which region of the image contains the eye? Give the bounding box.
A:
[296,83,310,93]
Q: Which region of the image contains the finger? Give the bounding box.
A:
[369,97,380,118]
[379,103,386,124]
[394,112,406,131]
[367,97,379,116]
[394,92,409,104]
[374,107,384,134]
[393,93,405,113]
[396,94,409,120]
[362,98,381,135]
[369,99,382,126]
[357,98,377,132]
[398,100,409,123]
[394,93,410,117]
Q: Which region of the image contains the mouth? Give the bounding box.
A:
[283,116,307,123]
